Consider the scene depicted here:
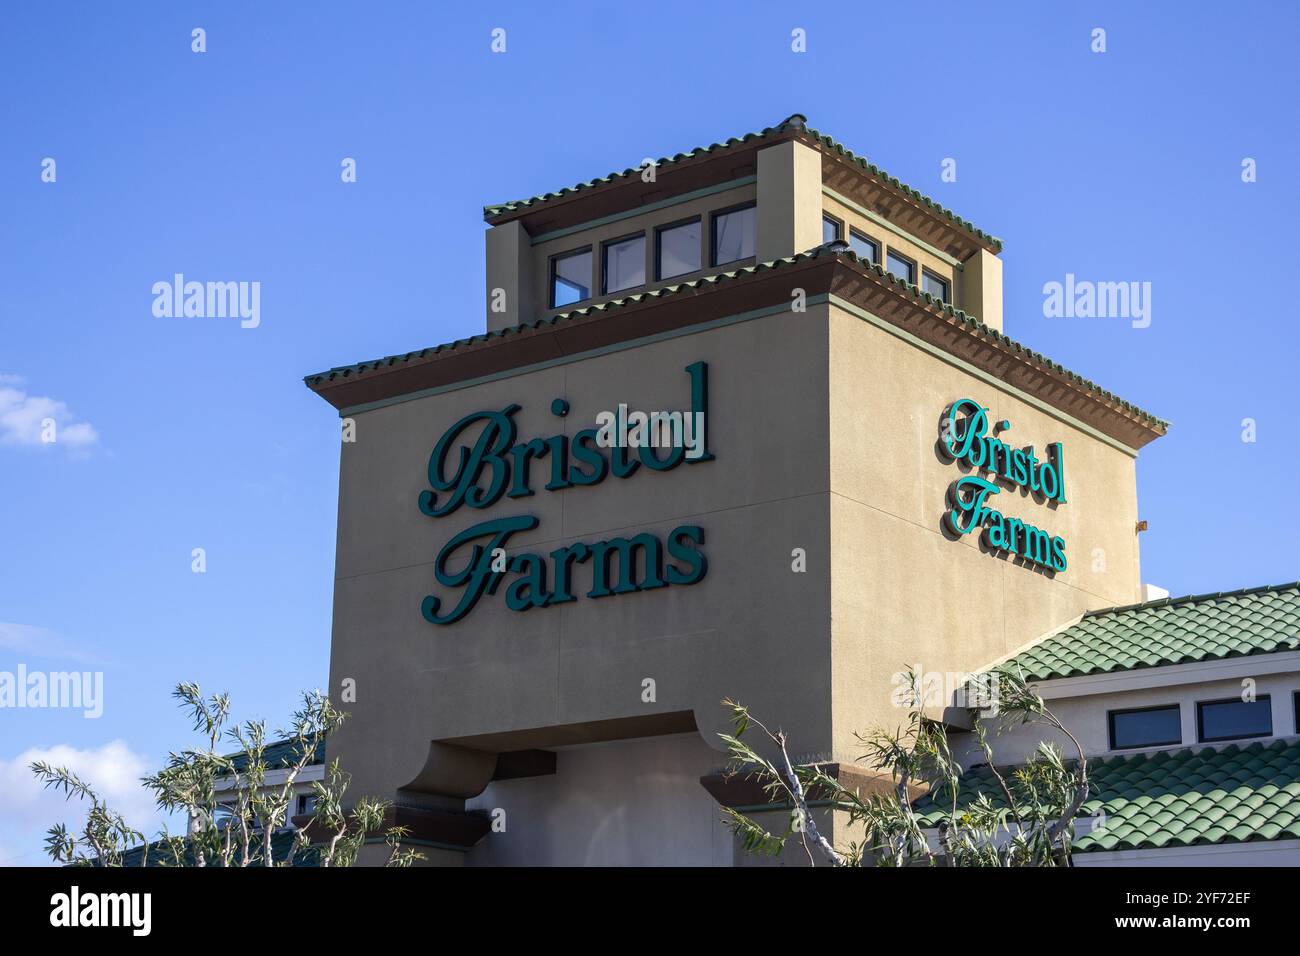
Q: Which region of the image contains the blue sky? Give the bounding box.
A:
[1,1,1297,863]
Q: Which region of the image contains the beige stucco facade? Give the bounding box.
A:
[308,116,1169,865]
[825,298,1143,767]
[319,298,1151,864]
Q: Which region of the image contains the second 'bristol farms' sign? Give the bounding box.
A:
[418,362,712,625]
[939,398,1069,573]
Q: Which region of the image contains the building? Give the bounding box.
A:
[921,582,1300,865]
[119,739,325,866]
[303,115,1299,866]
[202,737,324,836]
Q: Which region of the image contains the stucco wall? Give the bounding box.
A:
[1074,839,1300,867]
[825,300,1145,766]
[465,733,731,866]
[323,289,1158,863]
[953,671,1300,767]
[326,305,836,804]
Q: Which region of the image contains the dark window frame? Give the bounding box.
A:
[885,249,916,284]
[1295,690,1300,734]
[654,215,703,282]
[549,246,593,309]
[1107,703,1182,751]
[922,267,951,304]
[1196,695,1273,743]
[601,231,647,296]
[822,214,843,245]
[848,228,878,263]
[710,201,757,267]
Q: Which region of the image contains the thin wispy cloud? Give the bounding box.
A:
[0,375,99,451]
[0,623,100,665]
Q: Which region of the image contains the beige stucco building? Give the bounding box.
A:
[305,116,1300,866]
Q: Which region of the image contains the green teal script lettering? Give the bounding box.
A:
[419,363,713,625]
[940,398,1068,573]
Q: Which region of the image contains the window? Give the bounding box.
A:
[656,218,700,280]
[296,793,317,816]
[849,229,878,264]
[1197,696,1272,742]
[711,204,756,266]
[1295,691,1299,734]
[550,248,591,308]
[886,250,915,283]
[1108,705,1181,750]
[922,269,950,303]
[215,805,259,831]
[822,215,842,244]
[602,234,645,295]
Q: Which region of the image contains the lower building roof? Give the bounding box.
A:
[224,736,325,773]
[999,581,1300,682]
[915,736,1300,853]
[117,827,319,867]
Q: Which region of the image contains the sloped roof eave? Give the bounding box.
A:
[989,581,1300,682]
[303,246,1167,440]
[483,114,1003,253]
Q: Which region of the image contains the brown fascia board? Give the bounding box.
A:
[307,254,837,412]
[820,151,994,261]
[483,129,797,236]
[486,127,997,262]
[826,264,1166,450]
[307,252,1164,451]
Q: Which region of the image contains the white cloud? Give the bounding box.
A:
[0,740,160,867]
[0,375,99,450]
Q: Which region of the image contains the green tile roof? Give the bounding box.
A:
[483,114,1003,252]
[303,244,1167,431]
[224,736,325,774]
[1001,582,1300,682]
[915,738,1300,852]
[118,827,320,867]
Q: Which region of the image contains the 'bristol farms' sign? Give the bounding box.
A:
[939,398,1068,572]
[418,363,712,625]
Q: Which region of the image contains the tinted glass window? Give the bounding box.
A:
[886,251,915,283]
[1198,697,1272,742]
[923,270,950,303]
[823,216,841,244]
[603,235,645,294]
[849,230,878,263]
[712,205,756,265]
[551,249,591,308]
[1109,705,1181,750]
[656,220,700,280]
